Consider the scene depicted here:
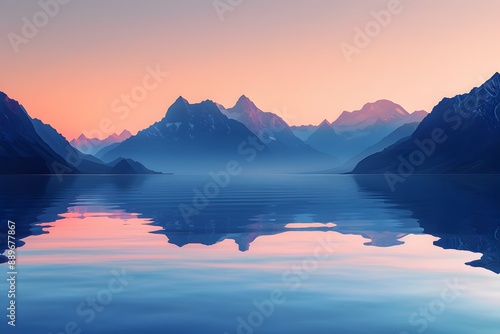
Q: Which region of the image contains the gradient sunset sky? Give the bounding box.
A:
[1,0,500,139]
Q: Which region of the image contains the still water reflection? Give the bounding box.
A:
[0,175,499,334]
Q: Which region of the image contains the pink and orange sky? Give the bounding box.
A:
[1,0,500,139]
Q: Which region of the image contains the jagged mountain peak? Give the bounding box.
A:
[174,96,189,104]
[0,91,30,120]
[480,72,500,96]
[111,130,132,141]
[488,72,500,81]
[75,133,89,141]
[225,96,292,135]
[319,119,332,128]
[162,97,224,124]
[232,95,260,114]
[237,94,252,103]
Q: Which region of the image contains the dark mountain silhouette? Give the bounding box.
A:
[32,118,107,168]
[353,73,500,174]
[0,92,74,174]
[103,96,338,174]
[32,118,158,174]
[0,91,157,175]
[102,97,270,174]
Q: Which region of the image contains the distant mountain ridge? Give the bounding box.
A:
[304,100,427,163]
[0,92,74,174]
[324,122,420,173]
[332,100,411,129]
[71,130,131,155]
[291,107,426,143]
[32,119,159,174]
[8,74,500,177]
[219,95,339,169]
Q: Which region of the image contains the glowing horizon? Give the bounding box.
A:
[1,0,500,140]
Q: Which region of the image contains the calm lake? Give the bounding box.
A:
[0,175,499,334]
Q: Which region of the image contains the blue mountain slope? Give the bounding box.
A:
[220,96,339,169]
[0,91,158,175]
[0,92,73,174]
[353,73,500,174]
[325,122,420,173]
[306,101,427,163]
[104,96,339,174]
[32,119,160,174]
[102,97,271,174]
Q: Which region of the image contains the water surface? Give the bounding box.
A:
[0,175,499,334]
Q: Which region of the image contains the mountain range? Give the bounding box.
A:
[70,130,131,155]
[3,73,500,176]
[101,97,268,174]
[218,95,339,170]
[332,100,426,130]
[99,96,428,174]
[353,73,500,174]
[101,96,338,174]
[304,100,428,164]
[0,91,158,175]
[0,92,72,174]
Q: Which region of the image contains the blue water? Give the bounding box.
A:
[0,175,499,334]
